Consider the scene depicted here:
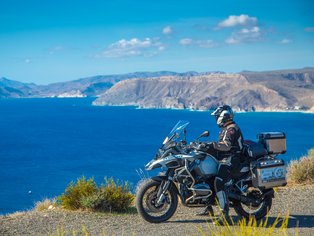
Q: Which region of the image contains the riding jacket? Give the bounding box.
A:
[213,121,244,153]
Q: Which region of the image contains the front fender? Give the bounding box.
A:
[151,176,180,196]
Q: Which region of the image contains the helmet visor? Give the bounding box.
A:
[211,107,222,116]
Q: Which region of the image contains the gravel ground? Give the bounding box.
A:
[0,185,313,236]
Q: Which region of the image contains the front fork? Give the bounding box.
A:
[156,170,174,206]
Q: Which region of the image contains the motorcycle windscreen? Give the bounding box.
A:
[163,120,189,145]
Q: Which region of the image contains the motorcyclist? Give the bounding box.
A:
[196,105,244,225]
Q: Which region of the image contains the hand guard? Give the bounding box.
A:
[197,142,214,153]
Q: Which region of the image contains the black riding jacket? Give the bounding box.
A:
[213,121,244,153]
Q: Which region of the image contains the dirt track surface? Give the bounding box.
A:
[1,185,313,236]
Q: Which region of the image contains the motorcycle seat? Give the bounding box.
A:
[243,140,268,159]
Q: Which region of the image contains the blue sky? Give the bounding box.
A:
[0,0,313,84]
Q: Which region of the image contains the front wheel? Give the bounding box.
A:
[233,189,273,221]
[136,179,178,223]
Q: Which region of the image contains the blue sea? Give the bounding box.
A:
[0,98,313,215]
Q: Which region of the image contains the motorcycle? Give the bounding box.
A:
[136,120,287,223]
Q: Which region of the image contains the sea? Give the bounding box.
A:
[0,98,313,215]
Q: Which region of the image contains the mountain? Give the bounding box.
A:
[1,68,314,112]
[93,68,314,112]
[35,71,200,97]
[0,77,37,98]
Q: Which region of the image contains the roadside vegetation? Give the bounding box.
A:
[288,148,314,184]
[34,198,56,211]
[56,176,134,212]
[52,214,293,236]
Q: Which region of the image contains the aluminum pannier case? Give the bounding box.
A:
[252,158,287,189]
[257,132,286,154]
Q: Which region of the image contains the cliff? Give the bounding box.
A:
[1,68,314,112]
[93,68,314,111]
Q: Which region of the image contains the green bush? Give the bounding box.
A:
[58,176,98,210]
[288,148,314,184]
[81,177,134,212]
[58,176,134,212]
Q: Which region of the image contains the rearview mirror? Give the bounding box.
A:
[198,131,210,139]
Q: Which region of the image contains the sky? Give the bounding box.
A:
[0,0,313,84]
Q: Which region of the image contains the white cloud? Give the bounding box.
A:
[218,14,257,28]
[101,38,165,58]
[49,45,64,55]
[24,58,31,64]
[225,37,238,45]
[179,38,215,48]
[280,38,292,44]
[162,26,172,35]
[179,38,193,46]
[225,26,261,44]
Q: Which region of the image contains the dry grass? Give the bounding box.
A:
[52,214,295,236]
[197,213,294,236]
[34,198,56,211]
[288,148,314,184]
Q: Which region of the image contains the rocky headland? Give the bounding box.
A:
[1,68,314,112]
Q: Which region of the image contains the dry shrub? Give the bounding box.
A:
[288,148,314,184]
[80,177,134,212]
[197,213,292,236]
[34,198,56,211]
[57,176,98,210]
[57,176,134,212]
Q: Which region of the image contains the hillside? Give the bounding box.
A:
[93,68,314,111]
[0,78,36,98]
[1,68,314,112]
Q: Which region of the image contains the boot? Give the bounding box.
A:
[213,191,232,225]
[214,211,232,225]
[195,205,214,216]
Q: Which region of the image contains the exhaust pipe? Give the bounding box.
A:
[229,189,274,205]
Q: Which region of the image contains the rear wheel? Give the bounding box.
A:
[233,189,272,220]
[136,179,178,223]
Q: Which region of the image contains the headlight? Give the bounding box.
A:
[145,163,162,170]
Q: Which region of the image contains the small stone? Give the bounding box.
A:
[48,205,54,210]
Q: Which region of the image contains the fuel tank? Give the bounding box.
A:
[197,155,218,176]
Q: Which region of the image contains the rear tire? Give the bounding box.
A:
[233,194,272,221]
[136,179,178,223]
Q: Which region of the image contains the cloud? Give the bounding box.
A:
[24,58,31,64]
[162,26,172,35]
[179,38,215,48]
[304,27,314,32]
[218,14,257,28]
[225,26,261,44]
[48,45,64,55]
[179,38,193,46]
[101,38,165,58]
[280,38,292,44]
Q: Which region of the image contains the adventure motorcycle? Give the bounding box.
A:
[136,120,287,223]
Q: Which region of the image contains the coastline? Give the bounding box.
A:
[2,97,314,114]
[94,102,314,114]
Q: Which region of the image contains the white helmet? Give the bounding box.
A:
[211,105,234,127]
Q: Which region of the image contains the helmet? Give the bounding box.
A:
[211,105,234,127]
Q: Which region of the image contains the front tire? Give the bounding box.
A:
[136,179,178,223]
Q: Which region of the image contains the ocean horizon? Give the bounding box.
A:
[0,98,313,215]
